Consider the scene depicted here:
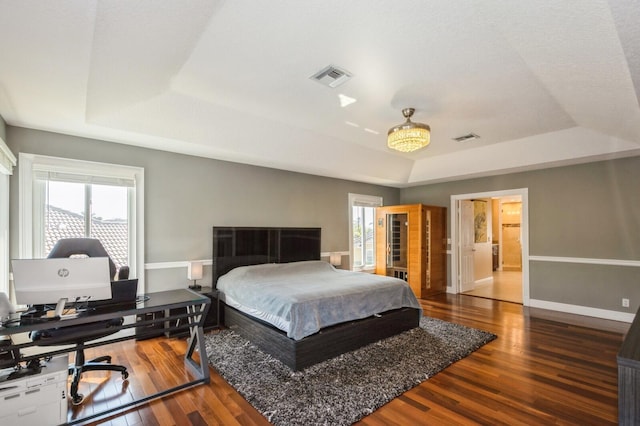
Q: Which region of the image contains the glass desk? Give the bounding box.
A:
[0,288,211,425]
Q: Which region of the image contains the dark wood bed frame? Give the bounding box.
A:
[212,226,421,370]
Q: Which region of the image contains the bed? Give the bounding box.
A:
[212,226,422,370]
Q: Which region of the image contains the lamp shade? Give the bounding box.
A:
[329,252,342,267]
[387,108,431,152]
[187,261,203,280]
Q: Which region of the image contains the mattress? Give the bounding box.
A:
[217,260,421,340]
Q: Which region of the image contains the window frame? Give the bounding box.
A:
[18,153,145,290]
[348,193,382,272]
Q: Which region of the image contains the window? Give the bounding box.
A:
[0,138,16,295]
[348,193,382,271]
[19,154,144,287]
[41,180,129,269]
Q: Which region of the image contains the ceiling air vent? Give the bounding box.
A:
[452,133,480,142]
[310,65,352,88]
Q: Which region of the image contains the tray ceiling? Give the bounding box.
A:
[1,0,639,186]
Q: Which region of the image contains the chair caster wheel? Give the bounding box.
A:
[122,371,129,380]
[71,394,84,405]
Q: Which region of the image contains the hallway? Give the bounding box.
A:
[462,270,522,304]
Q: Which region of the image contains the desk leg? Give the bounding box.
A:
[185,302,210,383]
[64,297,212,425]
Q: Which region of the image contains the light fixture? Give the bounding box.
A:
[329,253,342,268]
[187,261,203,290]
[387,108,431,153]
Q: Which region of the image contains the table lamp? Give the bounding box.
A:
[330,253,342,269]
[187,261,203,290]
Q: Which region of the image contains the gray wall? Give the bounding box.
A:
[7,126,400,291]
[8,124,639,313]
[0,115,5,141]
[400,156,640,313]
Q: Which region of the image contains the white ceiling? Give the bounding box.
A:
[1,0,639,187]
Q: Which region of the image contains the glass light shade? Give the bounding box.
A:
[387,108,431,153]
[387,126,430,152]
[187,261,203,280]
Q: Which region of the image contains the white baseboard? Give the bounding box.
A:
[441,290,635,322]
[529,299,636,323]
[474,276,493,286]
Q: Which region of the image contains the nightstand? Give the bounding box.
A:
[135,286,220,340]
[167,286,220,336]
[194,286,220,330]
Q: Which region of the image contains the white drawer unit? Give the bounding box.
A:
[0,356,68,426]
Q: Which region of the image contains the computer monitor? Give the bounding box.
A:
[11,257,113,317]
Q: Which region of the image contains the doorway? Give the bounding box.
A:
[450,189,529,306]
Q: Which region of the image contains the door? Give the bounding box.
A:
[459,200,475,292]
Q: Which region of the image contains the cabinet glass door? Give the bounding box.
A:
[386,213,408,280]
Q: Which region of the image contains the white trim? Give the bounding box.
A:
[348,193,383,271]
[18,154,34,259]
[0,136,16,175]
[132,170,145,291]
[349,193,384,207]
[0,138,16,296]
[26,153,141,180]
[529,299,636,323]
[321,250,349,257]
[144,253,350,271]
[145,260,213,270]
[530,255,640,267]
[474,276,494,286]
[0,174,10,294]
[0,136,13,295]
[450,188,530,305]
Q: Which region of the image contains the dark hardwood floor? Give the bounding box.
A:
[75,294,625,425]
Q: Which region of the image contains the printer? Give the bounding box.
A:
[0,356,68,425]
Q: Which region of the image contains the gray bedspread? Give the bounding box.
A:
[217,260,422,340]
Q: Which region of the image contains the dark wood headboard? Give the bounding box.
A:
[212,227,321,286]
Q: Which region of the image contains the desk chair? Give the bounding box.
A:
[31,238,131,405]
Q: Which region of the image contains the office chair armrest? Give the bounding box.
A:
[117,266,130,280]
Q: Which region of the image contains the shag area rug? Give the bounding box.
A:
[205,317,496,426]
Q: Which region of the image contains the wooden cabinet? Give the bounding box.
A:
[375,204,447,298]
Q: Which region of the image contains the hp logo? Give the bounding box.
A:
[57,268,70,278]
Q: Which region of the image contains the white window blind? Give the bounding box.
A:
[34,170,135,188]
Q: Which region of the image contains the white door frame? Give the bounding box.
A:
[450,188,530,306]
[459,200,475,293]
